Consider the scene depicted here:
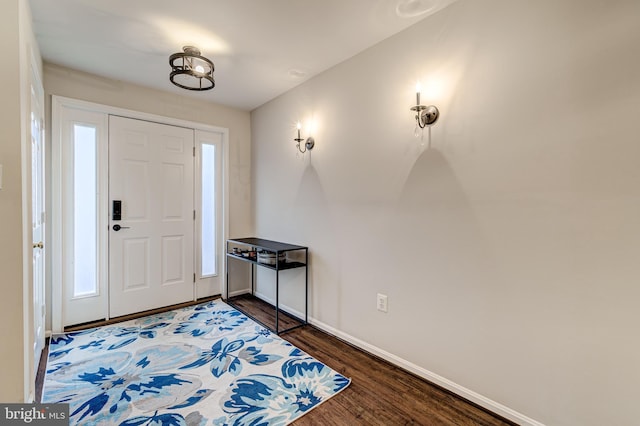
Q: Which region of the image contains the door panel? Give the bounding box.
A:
[123,238,149,289]
[162,236,184,283]
[109,116,195,318]
[31,63,45,379]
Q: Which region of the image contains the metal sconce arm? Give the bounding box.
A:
[411,83,439,130]
[294,123,315,153]
[411,104,439,128]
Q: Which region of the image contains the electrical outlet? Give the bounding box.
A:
[377,293,388,313]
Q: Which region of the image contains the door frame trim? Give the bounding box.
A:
[51,96,230,333]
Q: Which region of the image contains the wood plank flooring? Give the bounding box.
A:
[227,293,305,333]
[37,296,517,425]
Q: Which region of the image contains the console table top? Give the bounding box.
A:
[228,237,307,253]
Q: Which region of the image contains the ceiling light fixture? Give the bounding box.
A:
[169,46,215,91]
[396,0,438,18]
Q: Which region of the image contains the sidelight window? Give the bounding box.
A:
[73,124,98,297]
[201,143,217,276]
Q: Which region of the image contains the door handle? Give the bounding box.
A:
[33,242,44,249]
[112,224,130,231]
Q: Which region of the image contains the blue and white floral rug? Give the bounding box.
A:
[42,299,350,425]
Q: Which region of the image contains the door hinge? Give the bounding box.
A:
[193,273,196,283]
[193,210,196,220]
[193,146,196,157]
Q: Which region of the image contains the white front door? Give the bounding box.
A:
[108,116,195,318]
[31,62,45,378]
[53,97,228,331]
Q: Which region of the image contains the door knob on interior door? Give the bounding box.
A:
[112,224,130,231]
[33,242,44,249]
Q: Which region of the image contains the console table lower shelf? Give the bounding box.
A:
[225,237,308,335]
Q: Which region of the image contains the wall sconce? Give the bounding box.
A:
[294,122,315,153]
[410,82,439,135]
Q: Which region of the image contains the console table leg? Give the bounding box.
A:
[275,269,280,334]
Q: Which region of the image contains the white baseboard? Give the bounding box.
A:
[308,317,545,426]
[228,288,251,298]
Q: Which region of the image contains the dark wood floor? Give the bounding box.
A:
[232,295,516,426]
[37,296,516,425]
[227,293,306,333]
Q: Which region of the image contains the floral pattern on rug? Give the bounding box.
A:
[42,300,350,425]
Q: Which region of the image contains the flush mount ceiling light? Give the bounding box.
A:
[169,46,215,91]
[287,68,308,79]
[396,0,459,18]
[396,0,438,17]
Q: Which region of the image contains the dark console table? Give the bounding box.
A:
[225,237,308,334]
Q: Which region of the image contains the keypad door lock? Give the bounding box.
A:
[112,200,122,221]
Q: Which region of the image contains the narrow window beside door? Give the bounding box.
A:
[73,124,98,297]
[201,143,217,276]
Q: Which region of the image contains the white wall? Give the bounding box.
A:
[0,0,42,402]
[43,63,253,330]
[250,1,640,424]
[0,0,25,403]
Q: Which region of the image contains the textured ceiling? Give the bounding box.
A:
[29,0,456,110]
